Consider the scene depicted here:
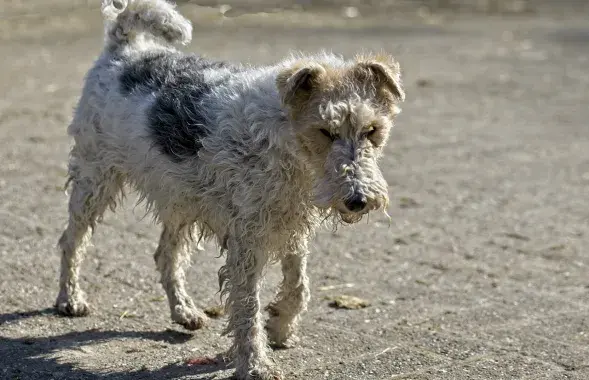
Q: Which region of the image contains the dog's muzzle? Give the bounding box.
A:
[344,193,368,213]
[338,192,385,224]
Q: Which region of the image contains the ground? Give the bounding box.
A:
[1,1,589,379]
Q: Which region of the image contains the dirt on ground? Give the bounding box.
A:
[1,1,589,379]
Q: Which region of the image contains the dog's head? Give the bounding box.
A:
[277,53,405,224]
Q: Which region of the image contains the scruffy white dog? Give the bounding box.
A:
[55,0,405,378]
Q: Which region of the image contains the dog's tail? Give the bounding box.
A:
[101,0,192,50]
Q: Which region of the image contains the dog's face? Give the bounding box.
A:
[277,54,405,223]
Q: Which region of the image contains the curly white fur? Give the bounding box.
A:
[55,1,404,379]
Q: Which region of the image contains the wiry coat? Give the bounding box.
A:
[56,1,405,379]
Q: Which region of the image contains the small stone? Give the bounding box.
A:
[219,4,231,15]
[327,295,370,310]
[342,6,359,18]
[416,78,433,87]
[204,304,225,318]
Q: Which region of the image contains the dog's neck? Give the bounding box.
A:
[226,67,310,162]
[227,67,318,205]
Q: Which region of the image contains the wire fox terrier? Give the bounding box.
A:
[55,0,405,378]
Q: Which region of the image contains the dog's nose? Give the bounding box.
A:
[344,194,367,213]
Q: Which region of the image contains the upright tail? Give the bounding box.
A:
[101,0,192,50]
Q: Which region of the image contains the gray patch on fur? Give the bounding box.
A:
[119,52,240,162]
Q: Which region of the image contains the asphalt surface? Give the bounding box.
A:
[1,1,588,379]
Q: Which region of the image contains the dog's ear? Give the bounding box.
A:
[277,63,326,108]
[353,55,405,103]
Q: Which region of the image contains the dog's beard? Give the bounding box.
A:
[340,212,363,224]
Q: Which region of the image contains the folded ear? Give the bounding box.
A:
[353,55,405,103]
[276,63,326,108]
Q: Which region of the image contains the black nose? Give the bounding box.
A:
[344,195,367,213]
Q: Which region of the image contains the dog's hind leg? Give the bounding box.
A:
[265,242,310,348]
[56,149,124,316]
[154,222,208,330]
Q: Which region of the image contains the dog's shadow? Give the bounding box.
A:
[0,308,233,380]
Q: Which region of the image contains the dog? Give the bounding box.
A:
[55,0,405,378]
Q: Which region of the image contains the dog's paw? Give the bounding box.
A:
[172,305,209,331]
[55,295,90,317]
[265,315,299,349]
[249,368,283,380]
[269,334,300,350]
[236,365,283,380]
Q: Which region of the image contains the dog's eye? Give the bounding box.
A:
[363,125,377,139]
[319,128,335,141]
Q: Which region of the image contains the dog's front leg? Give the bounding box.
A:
[222,236,282,380]
[265,246,310,348]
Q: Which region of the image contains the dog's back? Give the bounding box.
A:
[69,0,235,189]
[68,0,192,139]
